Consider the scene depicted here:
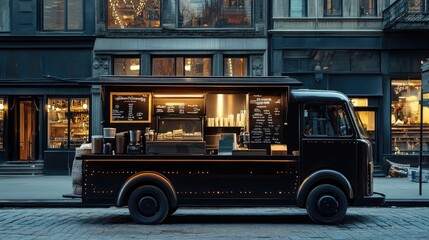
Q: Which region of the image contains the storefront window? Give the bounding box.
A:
[390,80,429,154]
[107,0,161,28]
[283,50,380,73]
[43,0,83,30]
[0,0,10,32]
[290,0,307,17]
[0,98,4,148]
[359,0,376,16]
[224,57,248,76]
[113,57,140,75]
[324,0,342,16]
[152,57,212,76]
[47,97,90,149]
[179,0,252,28]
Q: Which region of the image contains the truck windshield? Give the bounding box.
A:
[350,102,370,139]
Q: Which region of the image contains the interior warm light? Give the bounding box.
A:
[130,64,140,71]
[153,94,204,98]
[83,103,88,109]
[0,103,4,110]
[184,64,191,71]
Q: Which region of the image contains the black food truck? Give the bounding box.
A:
[72,76,385,225]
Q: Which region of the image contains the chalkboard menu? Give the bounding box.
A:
[110,92,151,123]
[153,97,204,115]
[249,93,283,148]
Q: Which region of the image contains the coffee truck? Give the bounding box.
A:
[74,76,385,225]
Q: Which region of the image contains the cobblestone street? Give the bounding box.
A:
[1,207,428,239]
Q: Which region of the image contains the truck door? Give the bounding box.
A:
[300,103,358,188]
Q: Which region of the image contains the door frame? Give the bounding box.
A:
[9,96,40,162]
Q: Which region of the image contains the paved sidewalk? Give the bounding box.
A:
[0,175,428,206]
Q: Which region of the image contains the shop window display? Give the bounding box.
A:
[391,79,429,154]
[179,0,252,28]
[107,0,160,28]
[47,98,90,149]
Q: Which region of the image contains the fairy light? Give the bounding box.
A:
[109,0,149,28]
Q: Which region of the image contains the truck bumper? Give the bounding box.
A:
[359,192,386,206]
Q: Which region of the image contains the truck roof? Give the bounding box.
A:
[291,89,350,103]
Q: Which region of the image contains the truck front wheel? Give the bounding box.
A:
[306,184,347,225]
[128,185,169,224]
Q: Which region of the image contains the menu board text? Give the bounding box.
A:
[110,92,151,123]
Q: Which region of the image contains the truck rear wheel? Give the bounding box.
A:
[306,184,347,225]
[128,185,169,224]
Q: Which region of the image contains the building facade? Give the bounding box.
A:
[1,0,429,178]
[0,0,269,174]
[270,0,429,175]
[0,0,96,174]
[91,0,269,135]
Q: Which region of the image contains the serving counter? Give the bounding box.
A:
[145,141,206,155]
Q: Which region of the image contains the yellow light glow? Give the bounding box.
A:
[217,94,224,118]
[153,94,204,98]
[129,64,140,71]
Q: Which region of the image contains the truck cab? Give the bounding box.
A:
[288,89,383,223]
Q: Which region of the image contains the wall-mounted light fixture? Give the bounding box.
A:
[314,63,323,84]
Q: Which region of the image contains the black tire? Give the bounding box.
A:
[168,207,178,216]
[128,186,169,225]
[306,184,347,225]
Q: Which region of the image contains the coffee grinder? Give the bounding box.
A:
[127,130,142,153]
[103,128,116,154]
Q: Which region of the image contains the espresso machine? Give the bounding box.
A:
[127,130,142,153]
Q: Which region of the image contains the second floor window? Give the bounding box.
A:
[359,0,377,16]
[290,0,307,17]
[0,0,10,32]
[113,57,141,75]
[224,57,248,76]
[179,0,252,28]
[43,0,83,30]
[324,0,342,16]
[152,57,212,76]
[108,0,161,28]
